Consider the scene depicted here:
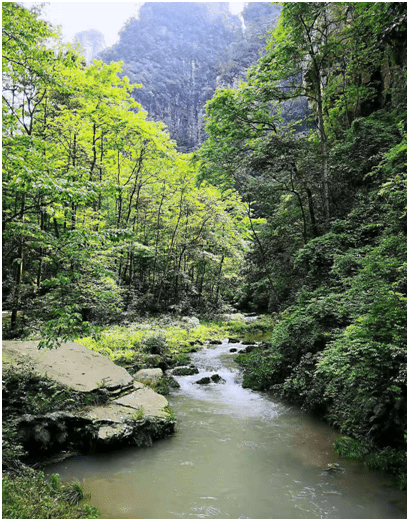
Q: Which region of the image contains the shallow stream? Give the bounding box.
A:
[46,339,406,518]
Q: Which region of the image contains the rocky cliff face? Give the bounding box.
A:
[75,29,106,63]
[98,2,281,152]
[215,2,282,89]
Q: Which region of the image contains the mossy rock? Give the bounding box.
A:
[172,366,199,376]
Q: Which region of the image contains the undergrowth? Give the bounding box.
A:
[77,315,275,364]
[2,470,98,519]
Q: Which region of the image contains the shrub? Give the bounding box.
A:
[366,447,407,490]
[143,334,168,355]
[333,436,369,459]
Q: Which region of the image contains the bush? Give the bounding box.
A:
[237,296,347,391]
[143,334,168,355]
[333,436,369,459]
[315,336,406,446]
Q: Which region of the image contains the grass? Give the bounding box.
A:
[131,407,145,421]
[2,470,98,519]
[77,314,275,364]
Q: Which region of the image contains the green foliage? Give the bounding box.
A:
[366,447,407,490]
[2,363,107,418]
[78,316,227,362]
[213,2,407,488]
[333,437,407,490]
[172,353,191,366]
[2,3,250,345]
[222,315,276,336]
[238,349,283,391]
[144,334,168,355]
[2,425,27,473]
[2,470,98,519]
[333,436,369,459]
[152,375,180,395]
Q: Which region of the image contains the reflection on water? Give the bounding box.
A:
[46,340,407,519]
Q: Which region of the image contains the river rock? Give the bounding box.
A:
[134,368,163,386]
[241,341,257,346]
[195,374,225,385]
[172,366,199,376]
[211,374,226,384]
[229,348,238,353]
[322,463,345,473]
[196,377,211,385]
[228,338,241,343]
[208,339,223,345]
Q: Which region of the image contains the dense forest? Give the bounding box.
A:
[196,2,407,482]
[2,0,407,488]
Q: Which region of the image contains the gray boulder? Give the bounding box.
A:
[134,368,163,386]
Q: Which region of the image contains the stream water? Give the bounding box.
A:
[46,339,406,519]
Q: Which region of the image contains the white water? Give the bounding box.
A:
[46,340,407,518]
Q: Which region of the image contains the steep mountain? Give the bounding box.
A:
[98,2,281,152]
[216,2,282,89]
[75,29,106,63]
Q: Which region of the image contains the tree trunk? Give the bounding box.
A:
[315,69,330,225]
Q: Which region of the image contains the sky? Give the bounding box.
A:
[25,1,246,48]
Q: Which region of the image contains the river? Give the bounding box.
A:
[46,339,407,519]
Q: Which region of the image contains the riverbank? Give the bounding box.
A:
[235,334,407,490]
[2,314,273,518]
[45,337,407,519]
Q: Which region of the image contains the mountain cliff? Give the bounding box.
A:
[75,29,106,63]
[98,2,281,152]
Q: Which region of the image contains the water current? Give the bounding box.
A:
[46,339,407,519]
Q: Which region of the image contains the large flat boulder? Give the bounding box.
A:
[3,340,176,454]
[2,340,133,393]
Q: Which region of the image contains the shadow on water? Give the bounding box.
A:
[46,339,407,519]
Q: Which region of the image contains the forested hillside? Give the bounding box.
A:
[2,3,249,346]
[197,2,407,483]
[2,1,407,488]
